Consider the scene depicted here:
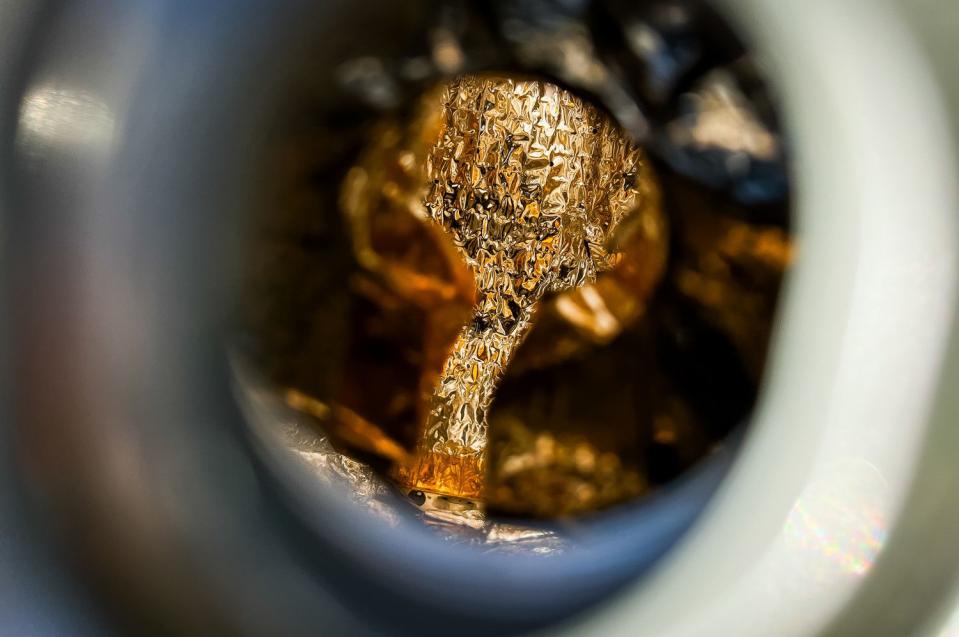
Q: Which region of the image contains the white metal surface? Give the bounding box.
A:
[566,0,959,634]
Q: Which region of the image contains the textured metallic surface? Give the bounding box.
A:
[270,66,781,516]
[250,65,785,517]
[240,1,788,517]
[398,76,644,498]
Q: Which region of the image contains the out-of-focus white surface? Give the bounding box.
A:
[565,0,959,635]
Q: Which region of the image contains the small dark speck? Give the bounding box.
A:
[472,314,490,332]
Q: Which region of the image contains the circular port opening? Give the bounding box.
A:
[228,0,792,631]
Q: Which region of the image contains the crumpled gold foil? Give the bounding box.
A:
[395,76,644,499]
[241,68,789,520]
